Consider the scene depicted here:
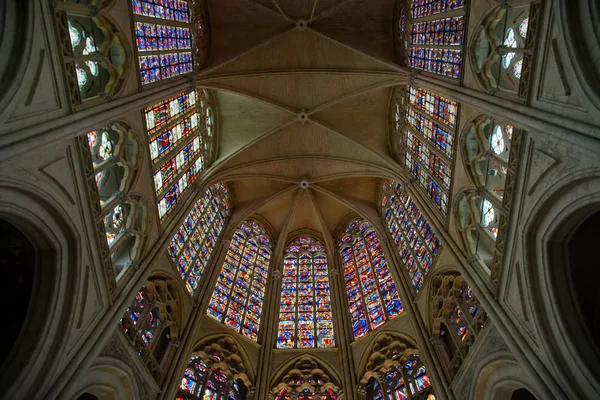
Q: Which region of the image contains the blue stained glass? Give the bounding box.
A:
[339,220,403,339]
[380,180,440,293]
[169,184,228,294]
[277,237,335,349]
[207,221,272,342]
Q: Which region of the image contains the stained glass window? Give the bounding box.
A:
[271,357,340,399]
[513,59,523,79]
[85,124,145,280]
[474,5,531,95]
[131,0,191,22]
[275,388,339,400]
[519,18,529,39]
[120,279,178,378]
[277,237,335,349]
[339,220,403,339]
[381,180,440,292]
[411,0,465,18]
[178,355,247,400]
[410,17,464,46]
[207,221,272,342]
[367,355,435,400]
[168,183,229,294]
[407,1,467,78]
[409,48,462,78]
[408,86,458,130]
[431,275,487,377]
[144,90,213,221]
[65,14,124,103]
[397,86,458,214]
[131,0,195,84]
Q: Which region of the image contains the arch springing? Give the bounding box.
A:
[430,273,487,378]
[207,220,272,342]
[277,237,335,349]
[338,219,403,340]
[168,183,229,294]
[381,180,440,293]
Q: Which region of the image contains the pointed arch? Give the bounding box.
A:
[277,235,335,349]
[270,355,342,400]
[176,335,253,400]
[206,219,273,342]
[357,332,437,400]
[337,217,404,340]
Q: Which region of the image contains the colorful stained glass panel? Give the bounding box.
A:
[206,221,272,342]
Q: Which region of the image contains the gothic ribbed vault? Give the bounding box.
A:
[199,0,408,241]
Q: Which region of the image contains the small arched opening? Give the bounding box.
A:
[511,388,537,400]
[0,218,36,369]
[568,210,600,349]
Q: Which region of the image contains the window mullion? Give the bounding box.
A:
[221,233,246,326]
[294,253,300,348]
[239,236,260,335]
[351,239,373,332]
[400,201,437,270]
[391,212,428,285]
[405,123,453,165]
[183,202,220,285]
[312,255,317,348]
[361,233,390,320]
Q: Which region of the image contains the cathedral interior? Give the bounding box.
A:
[1,0,600,399]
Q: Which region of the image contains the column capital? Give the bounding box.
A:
[271,270,282,281]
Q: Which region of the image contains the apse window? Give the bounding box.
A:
[277,237,335,349]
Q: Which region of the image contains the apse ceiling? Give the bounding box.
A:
[199,0,409,242]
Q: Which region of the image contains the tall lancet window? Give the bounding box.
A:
[207,221,272,342]
[338,220,404,340]
[130,0,195,84]
[404,0,467,78]
[144,89,214,221]
[277,237,335,349]
[381,180,441,293]
[393,85,459,213]
[168,183,228,294]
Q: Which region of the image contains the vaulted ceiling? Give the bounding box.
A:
[198,0,409,242]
